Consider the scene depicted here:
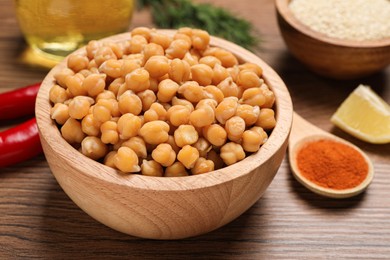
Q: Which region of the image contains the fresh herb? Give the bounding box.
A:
[137,0,259,50]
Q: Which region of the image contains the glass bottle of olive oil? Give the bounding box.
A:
[14,0,134,59]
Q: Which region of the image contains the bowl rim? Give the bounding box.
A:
[36,30,293,192]
[275,0,390,48]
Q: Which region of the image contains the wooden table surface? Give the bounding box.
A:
[1,0,389,258]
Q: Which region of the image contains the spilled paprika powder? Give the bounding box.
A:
[296,139,368,190]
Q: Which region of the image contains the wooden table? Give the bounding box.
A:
[1,0,389,258]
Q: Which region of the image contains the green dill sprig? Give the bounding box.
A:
[137,0,259,50]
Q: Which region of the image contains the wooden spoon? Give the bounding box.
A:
[288,113,374,199]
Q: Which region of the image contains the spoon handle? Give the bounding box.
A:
[289,112,327,148]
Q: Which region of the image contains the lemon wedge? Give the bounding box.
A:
[331,84,390,144]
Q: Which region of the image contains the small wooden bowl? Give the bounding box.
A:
[275,0,390,79]
[35,31,293,239]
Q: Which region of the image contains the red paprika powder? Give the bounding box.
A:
[296,139,368,190]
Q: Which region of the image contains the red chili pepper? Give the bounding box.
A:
[0,118,43,168]
[0,82,41,120]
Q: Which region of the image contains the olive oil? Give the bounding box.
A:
[15,0,134,59]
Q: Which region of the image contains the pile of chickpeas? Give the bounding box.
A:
[49,27,276,177]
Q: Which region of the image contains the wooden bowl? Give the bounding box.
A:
[275,0,390,79]
[35,31,293,239]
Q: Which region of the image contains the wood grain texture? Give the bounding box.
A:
[275,0,390,80]
[1,0,390,258]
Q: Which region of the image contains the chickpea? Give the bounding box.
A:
[256,108,276,130]
[94,45,117,67]
[196,98,218,110]
[78,69,92,78]
[171,96,194,112]
[68,96,94,120]
[151,143,176,167]
[177,27,193,37]
[121,136,147,159]
[114,147,140,173]
[104,151,117,168]
[150,32,172,50]
[118,90,142,115]
[239,63,263,77]
[211,63,230,86]
[242,129,264,152]
[141,159,163,177]
[54,68,75,88]
[203,124,227,147]
[148,77,159,93]
[82,73,106,97]
[177,145,199,169]
[66,73,87,97]
[259,84,275,108]
[208,47,238,68]
[117,113,142,140]
[177,81,205,103]
[191,29,210,50]
[81,136,108,160]
[199,56,221,68]
[129,34,148,54]
[108,77,124,96]
[139,120,170,144]
[191,157,214,175]
[251,126,268,144]
[193,137,212,158]
[167,105,191,126]
[121,59,141,76]
[215,97,239,124]
[220,142,245,165]
[81,113,101,136]
[183,52,199,66]
[99,59,123,78]
[144,56,170,78]
[96,90,116,102]
[100,121,119,144]
[203,85,224,104]
[176,35,193,50]
[189,105,215,128]
[165,135,180,154]
[144,103,167,122]
[88,60,98,71]
[143,43,165,62]
[165,39,191,59]
[240,88,266,107]
[86,40,100,60]
[217,77,239,98]
[235,104,260,126]
[174,125,199,147]
[125,68,150,93]
[49,84,69,104]
[191,64,213,86]
[131,27,152,41]
[50,103,69,125]
[137,89,156,111]
[92,102,111,123]
[168,58,191,84]
[67,53,89,72]
[225,116,246,142]
[164,162,189,177]
[61,118,85,144]
[227,65,240,82]
[157,79,180,103]
[105,42,124,59]
[236,70,262,89]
